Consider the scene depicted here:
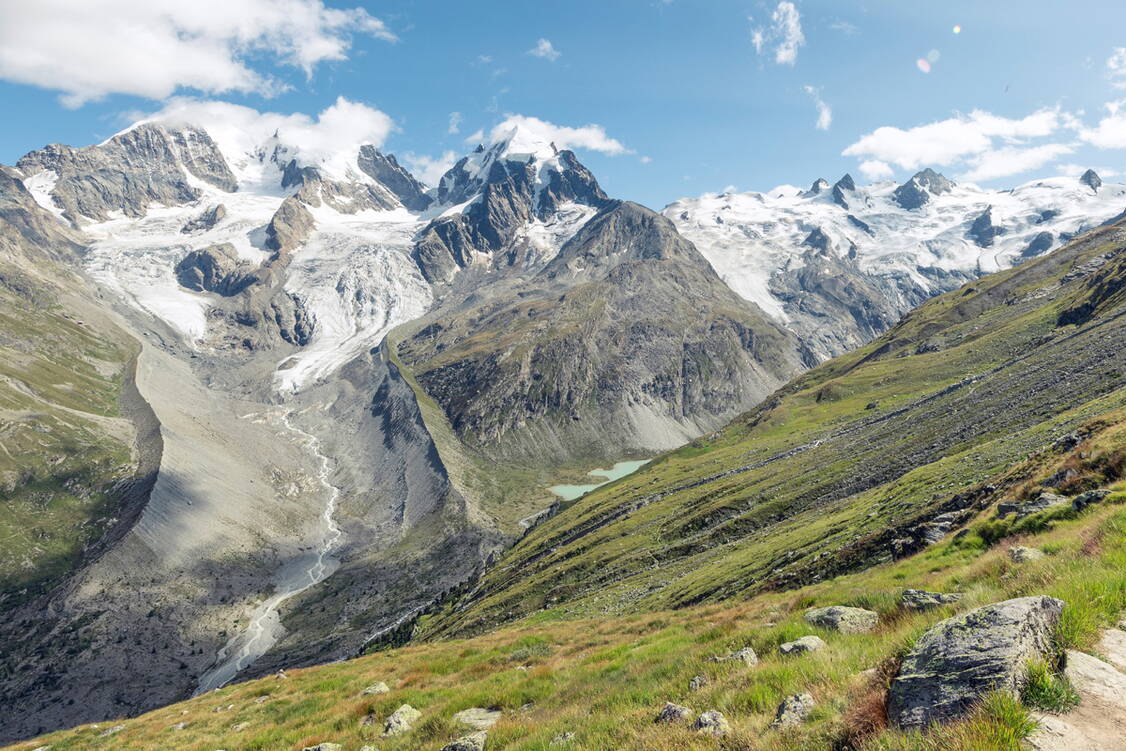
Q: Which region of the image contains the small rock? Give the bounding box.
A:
[360,712,377,727]
[692,710,730,736]
[383,704,421,736]
[772,693,816,728]
[887,595,1064,729]
[254,695,269,704]
[689,674,709,691]
[361,681,390,696]
[804,605,878,633]
[655,702,694,724]
[30,747,50,751]
[359,747,377,751]
[711,646,758,665]
[1009,546,1046,563]
[440,731,487,751]
[98,725,125,737]
[780,635,826,655]
[232,722,250,732]
[901,589,963,611]
[453,707,502,730]
[551,731,575,744]
[275,669,288,679]
[302,744,342,751]
[170,722,188,731]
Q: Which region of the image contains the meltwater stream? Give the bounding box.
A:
[194,408,343,694]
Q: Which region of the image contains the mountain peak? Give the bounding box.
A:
[892,168,955,210]
[804,178,830,197]
[1080,168,1102,193]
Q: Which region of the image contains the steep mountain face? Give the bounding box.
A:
[665,169,1126,361]
[422,218,1126,638]
[399,200,801,463]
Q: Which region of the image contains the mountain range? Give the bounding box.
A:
[1,112,1125,744]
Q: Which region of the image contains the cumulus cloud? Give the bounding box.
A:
[1056,163,1120,178]
[489,114,630,155]
[750,2,804,66]
[1080,99,1126,149]
[0,0,394,107]
[403,150,458,186]
[803,86,832,130]
[841,107,1084,182]
[528,38,561,61]
[448,111,463,135]
[960,143,1076,182]
[140,96,395,175]
[1108,48,1126,88]
[858,160,894,181]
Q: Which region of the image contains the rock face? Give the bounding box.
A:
[887,596,1065,729]
[780,635,826,655]
[692,710,730,736]
[804,605,878,633]
[16,123,237,224]
[400,199,803,462]
[656,702,694,723]
[1081,169,1103,193]
[997,491,1068,519]
[1010,546,1046,562]
[175,243,256,296]
[893,168,955,210]
[1027,648,1126,751]
[1071,489,1111,512]
[901,589,962,612]
[357,146,433,211]
[969,207,1004,248]
[772,693,815,728]
[180,203,226,234]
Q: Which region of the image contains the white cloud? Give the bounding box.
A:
[402,150,458,187]
[1056,163,1120,178]
[750,3,804,66]
[830,20,859,36]
[1108,48,1126,88]
[960,143,1076,182]
[140,96,394,176]
[0,0,395,107]
[528,38,561,62]
[464,129,486,144]
[489,114,630,156]
[843,108,1069,171]
[639,155,653,164]
[448,111,462,135]
[1080,99,1126,149]
[858,160,894,181]
[803,85,832,130]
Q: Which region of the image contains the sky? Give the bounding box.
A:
[2,0,1126,209]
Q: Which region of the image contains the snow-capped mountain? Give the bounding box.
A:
[665,169,1126,360]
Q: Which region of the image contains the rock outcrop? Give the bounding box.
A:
[692,710,730,736]
[440,731,488,751]
[180,203,227,234]
[772,693,815,728]
[780,635,826,655]
[356,146,433,211]
[901,589,962,612]
[175,243,256,296]
[892,169,954,210]
[655,702,694,723]
[383,704,421,736]
[887,596,1064,729]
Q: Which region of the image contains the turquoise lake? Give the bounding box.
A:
[547,459,650,501]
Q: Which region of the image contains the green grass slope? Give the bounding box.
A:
[418,220,1126,639]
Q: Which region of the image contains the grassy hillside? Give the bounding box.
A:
[5,469,1123,751]
[0,168,142,602]
[416,221,1126,639]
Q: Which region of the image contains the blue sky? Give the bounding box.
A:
[3,0,1126,208]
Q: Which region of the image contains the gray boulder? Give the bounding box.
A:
[1072,490,1111,512]
[771,693,815,728]
[901,589,963,611]
[780,635,826,655]
[804,605,878,633]
[655,702,694,724]
[440,731,487,751]
[383,704,422,736]
[887,595,1065,729]
[302,745,342,751]
[453,707,501,730]
[689,674,708,691]
[692,709,730,736]
[1010,546,1046,563]
[711,646,758,665]
[360,681,390,696]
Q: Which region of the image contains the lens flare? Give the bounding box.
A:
[953,25,962,34]
[916,58,932,73]
[927,49,941,63]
